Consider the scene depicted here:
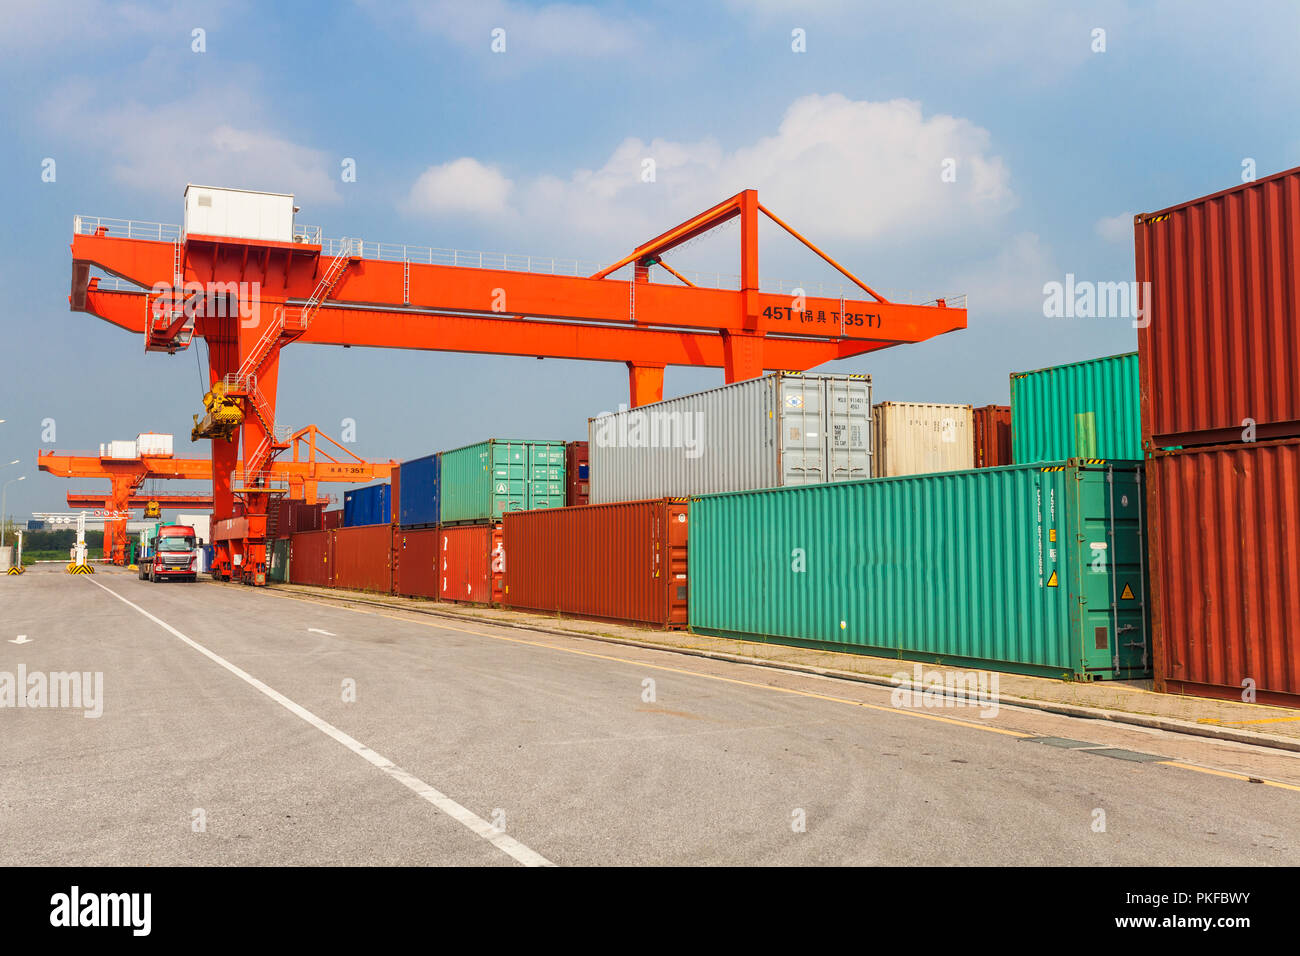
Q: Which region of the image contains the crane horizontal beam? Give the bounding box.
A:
[73,288,949,369]
[67,493,214,509]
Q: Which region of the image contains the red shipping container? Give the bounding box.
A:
[566,440,590,506]
[1148,438,1300,706]
[290,502,324,533]
[321,508,343,530]
[332,524,394,594]
[438,524,502,604]
[394,527,441,599]
[972,404,1012,468]
[288,530,333,587]
[503,499,688,628]
[1136,166,1300,448]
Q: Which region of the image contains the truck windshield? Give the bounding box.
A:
[158,536,195,551]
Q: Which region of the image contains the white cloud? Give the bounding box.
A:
[42,79,339,205]
[407,94,1016,253]
[1095,212,1134,243]
[952,232,1059,319]
[409,159,514,217]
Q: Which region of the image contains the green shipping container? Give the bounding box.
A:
[268,538,290,583]
[689,460,1150,680]
[440,439,567,523]
[1010,352,1141,462]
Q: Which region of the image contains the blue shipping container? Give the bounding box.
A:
[398,454,440,528]
[343,483,391,527]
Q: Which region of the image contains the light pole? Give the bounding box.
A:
[1,475,25,549]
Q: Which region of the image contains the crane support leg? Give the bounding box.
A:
[627,363,665,407]
[722,331,765,384]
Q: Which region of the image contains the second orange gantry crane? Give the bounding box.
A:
[69,185,967,585]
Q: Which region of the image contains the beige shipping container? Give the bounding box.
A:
[872,402,974,477]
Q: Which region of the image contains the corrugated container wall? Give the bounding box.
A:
[1010,352,1141,463]
[503,499,689,628]
[288,530,332,587]
[398,453,441,528]
[871,402,974,477]
[566,441,590,506]
[1136,166,1300,447]
[394,528,441,599]
[440,440,566,524]
[343,483,391,527]
[689,460,1150,680]
[438,524,503,604]
[589,372,871,503]
[973,405,1012,468]
[1147,439,1300,705]
[135,433,174,457]
[321,509,343,531]
[332,525,393,593]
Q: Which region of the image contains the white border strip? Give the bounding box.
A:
[87,577,554,867]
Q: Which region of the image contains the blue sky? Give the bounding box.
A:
[2,0,1298,519]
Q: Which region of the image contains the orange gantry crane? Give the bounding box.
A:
[69,186,966,584]
[39,426,393,565]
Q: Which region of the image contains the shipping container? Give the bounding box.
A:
[268,538,289,583]
[1136,166,1300,447]
[135,433,174,457]
[503,499,689,628]
[102,440,137,459]
[288,530,332,587]
[871,402,974,477]
[973,405,1012,468]
[332,524,393,593]
[183,184,295,243]
[438,524,503,604]
[689,459,1150,680]
[1147,438,1300,706]
[398,453,441,527]
[1010,352,1141,463]
[321,508,343,530]
[394,528,441,599]
[343,483,391,527]
[565,441,590,506]
[439,440,566,524]
[589,372,872,503]
[176,513,211,544]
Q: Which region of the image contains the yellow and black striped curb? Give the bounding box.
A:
[66,563,94,574]
[6,566,24,575]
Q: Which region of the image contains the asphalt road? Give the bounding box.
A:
[2,564,1298,866]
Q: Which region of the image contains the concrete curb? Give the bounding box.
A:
[261,582,1300,756]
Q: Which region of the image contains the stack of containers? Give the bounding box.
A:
[394,453,441,600]
[335,482,393,592]
[433,439,565,604]
[871,402,973,476]
[1135,166,1300,706]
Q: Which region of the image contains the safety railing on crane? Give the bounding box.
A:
[75,216,965,306]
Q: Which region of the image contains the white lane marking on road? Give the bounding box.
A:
[9,635,31,645]
[307,628,337,636]
[86,576,554,867]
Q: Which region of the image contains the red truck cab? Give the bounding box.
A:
[139,524,198,583]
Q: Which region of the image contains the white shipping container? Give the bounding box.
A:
[183,184,295,243]
[176,513,211,543]
[872,402,974,477]
[107,440,138,459]
[135,433,174,457]
[588,372,872,503]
